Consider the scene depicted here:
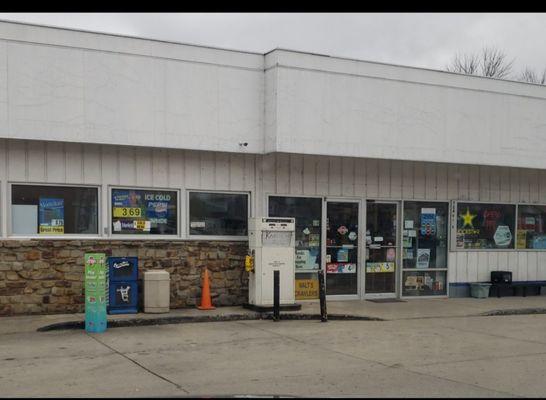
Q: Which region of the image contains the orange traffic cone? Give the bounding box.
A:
[197,267,215,310]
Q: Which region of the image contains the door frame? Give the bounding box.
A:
[363,199,401,299]
[399,199,451,299]
[323,197,362,301]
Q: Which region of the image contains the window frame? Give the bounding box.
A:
[186,189,250,241]
[401,200,450,270]
[400,200,450,298]
[266,193,326,301]
[109,185,180,239]
[8,181,102,239]
[515,202,546,251]
[450,200,518,252]
[267,193,325,274]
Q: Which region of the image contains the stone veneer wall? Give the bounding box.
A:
[0,240,248,316]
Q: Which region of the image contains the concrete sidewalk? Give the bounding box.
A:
[2,296,546,335]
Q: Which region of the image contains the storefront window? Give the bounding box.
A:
[189,191,248,236]
[401,201,448,297]
[11,184,98,235]
[112,188,178,235]
[366,202,397,295]
[455,202,516,249]
[328,201,359,295]
[403,202,448,269]
[269,196,322,299]
[517,205,546,249]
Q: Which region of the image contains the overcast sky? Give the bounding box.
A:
[0,13,545,76]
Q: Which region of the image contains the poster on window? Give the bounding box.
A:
[420,208,436,236]
[295,249,320,269]
[112,189,177,235]
[456,203,515,249]
[416,249,431,268]
[39,197,64,234]
[326,263,357,274]
[365,262,395,273]
[295,278,319,299]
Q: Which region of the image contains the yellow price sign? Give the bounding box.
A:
[295,279,319,300]
[113,207,142,218]
[39,226,64,234]
[135,220,147,230]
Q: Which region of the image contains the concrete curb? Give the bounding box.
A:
[480,307,546,316]
[37,313,384,332]
[37,307,546,332]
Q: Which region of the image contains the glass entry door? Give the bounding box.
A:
[325,201,360,296]
[365,201,398,295]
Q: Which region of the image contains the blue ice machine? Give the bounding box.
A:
[107,257,138,314]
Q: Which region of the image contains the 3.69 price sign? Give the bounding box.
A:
[113,207,142,217]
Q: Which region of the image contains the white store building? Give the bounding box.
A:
[1,20,546,310]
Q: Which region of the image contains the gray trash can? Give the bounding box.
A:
[144,270,170,313]
[470,283,491,298]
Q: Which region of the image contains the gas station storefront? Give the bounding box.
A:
[267,196,449,301]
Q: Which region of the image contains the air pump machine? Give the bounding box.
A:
[245,217,300,310]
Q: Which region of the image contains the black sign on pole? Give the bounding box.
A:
[318,269,327,322]
[273,270,280,321]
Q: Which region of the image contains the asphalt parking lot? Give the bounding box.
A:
[2,313,546,397]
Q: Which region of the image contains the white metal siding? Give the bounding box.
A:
[2,139,546,283]
[270,51,546,170]
[3,22,546,174]
[0,31,265,154]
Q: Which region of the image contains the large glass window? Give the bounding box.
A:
[365,202,396,295]
[11,184,98,235]
[517,204,546,249]
[328,201,359,296]
[455,202,516,250]
[189,191,248,236]
[269,196,322,300]
[402,201,448,296]
[112,188,178,235]
[403,202,448,269]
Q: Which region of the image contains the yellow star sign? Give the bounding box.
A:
[460,208,476,228]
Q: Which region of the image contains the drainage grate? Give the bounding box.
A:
[366,298,406,303]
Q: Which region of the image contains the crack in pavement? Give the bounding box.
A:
[122,335,290,358]
[85,332,190,395]
[234,320,522,398]
[438,321,546,348]
[416,348,546,368]
[402,318,546,367]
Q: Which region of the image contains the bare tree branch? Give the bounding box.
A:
[447,46,545,85]
[480,46,514,78]
[519,68,538,83]
[446,52,480,75]
[517,67,546,84]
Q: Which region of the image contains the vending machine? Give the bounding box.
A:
[107,257,138,314]
[247,217,296,307]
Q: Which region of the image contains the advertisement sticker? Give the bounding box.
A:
[112,189,176,234]
[416,249,431,268]
[326,263,357,274]
[493,225,512,247]
[420,208,436,236]
[295,250,310,269]
[39,197,64,234]
[365,262,395,273]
